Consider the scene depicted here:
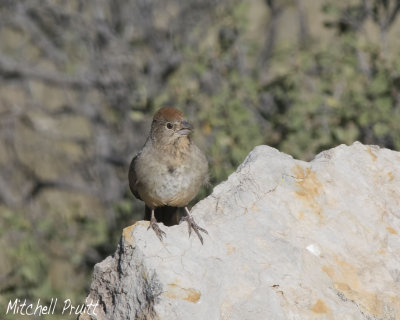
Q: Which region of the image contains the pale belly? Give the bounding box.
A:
[136,156,207,208]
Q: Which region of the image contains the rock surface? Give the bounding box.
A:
[80,142,400,320]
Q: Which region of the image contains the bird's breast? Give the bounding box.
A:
[135,147,207,208]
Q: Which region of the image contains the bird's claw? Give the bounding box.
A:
[180,216,208,244]
[148,220,166,242]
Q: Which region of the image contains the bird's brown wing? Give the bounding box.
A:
[128,154,141,200]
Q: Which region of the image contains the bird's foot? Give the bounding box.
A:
[148,219,166,242]
[180,215,208,244]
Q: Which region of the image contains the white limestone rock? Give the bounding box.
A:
[80,142,400,320]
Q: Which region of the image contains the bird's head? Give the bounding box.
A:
[150,107,193,148]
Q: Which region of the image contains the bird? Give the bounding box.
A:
[128,107,209,243]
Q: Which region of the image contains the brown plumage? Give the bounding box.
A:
[128,107,208,243]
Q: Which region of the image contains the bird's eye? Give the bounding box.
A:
[166,122,173,129]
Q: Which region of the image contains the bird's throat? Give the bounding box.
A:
[155,136,191,160]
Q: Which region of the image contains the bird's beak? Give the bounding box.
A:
[178,120,193,136]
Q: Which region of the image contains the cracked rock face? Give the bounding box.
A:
[80,142,400,320]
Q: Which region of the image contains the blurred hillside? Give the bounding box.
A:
[1,0,400,317]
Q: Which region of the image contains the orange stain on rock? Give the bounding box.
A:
[122,221,149,245]
[335,259,360,289]
[377,248,386,254]
[293,165,324,216]
[334,282,351,292]
[323,259,385,317]
[250,203,259,212]
[122,224,136,240]
[386,226,397,234]
[321,265,334,278]
[366,147,377,162]
[165,283,201,303]
[311,299,330,314]
[225,243,236,255]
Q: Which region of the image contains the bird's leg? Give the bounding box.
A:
[180,207,208,244]
[148,209,166,241]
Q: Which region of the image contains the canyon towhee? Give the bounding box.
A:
[129,107,208,243]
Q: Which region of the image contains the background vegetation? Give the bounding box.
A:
[1,0,400,318]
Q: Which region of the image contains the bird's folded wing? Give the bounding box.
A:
[128,154,142,200]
